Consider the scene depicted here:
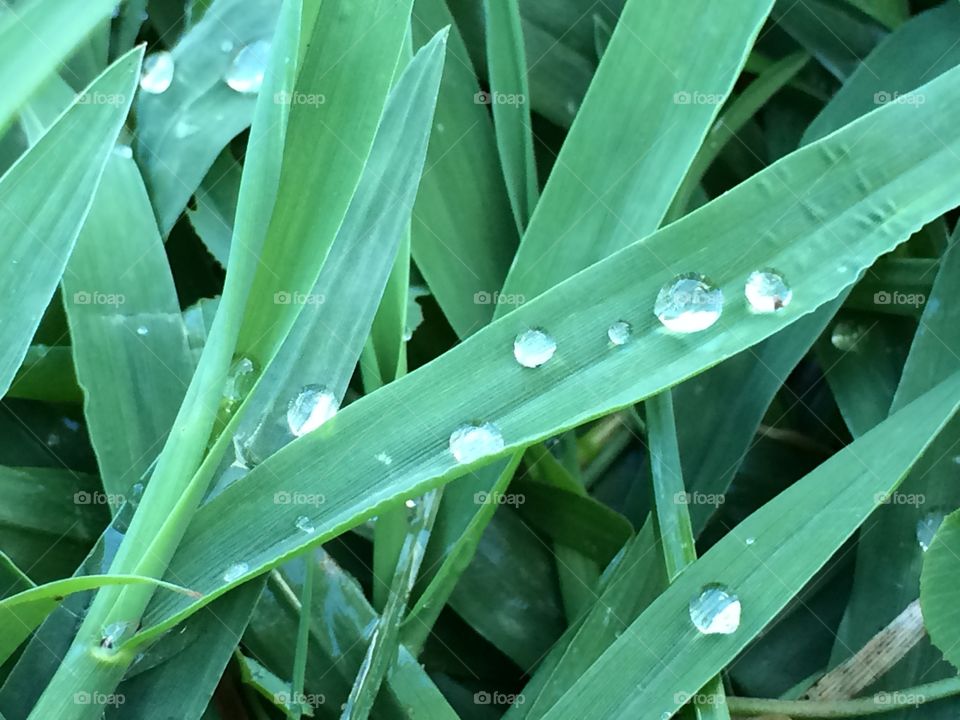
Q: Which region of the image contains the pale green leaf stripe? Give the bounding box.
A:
[541,371,960,719]
[499,0,774,304]
[142,66,960,630]
[0,0,118,132]
[0,47,142,397]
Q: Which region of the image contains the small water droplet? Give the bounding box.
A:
[140,51,174,94]
[404,498,417,509]
[223,562,249,582]
[113,145,133,159]
[136,325,149,336]
[223,356,258,412]
[830,321,866,352]
[220,40,234,53]
[225,39,271,94]
[655,273,723,333]
[295,515,315,534]
[174,119,199,139]
[100,620,134,649]
[449,422,505,464]
[376,452,392,465]
[745,537,755,546]
[689,584,741,635]
[917,511,945,552]
[513,328,556,368]
[744,269,792,313]
[607,320,631,346]
[287,385,339,437]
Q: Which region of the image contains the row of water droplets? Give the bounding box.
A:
[139,38,272,97]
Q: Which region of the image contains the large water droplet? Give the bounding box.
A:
[917,511,945,552]
[225,39,271,94]
[513,328,556,368]
[607,320,631,346]
[449,422,505,464]
[223,562,249,582]
[830,321,866,352]
[140,51,175,94]
[744,270,792,313]
[655,273,723,333]
[689,584,741,635]
[287,385,339,437]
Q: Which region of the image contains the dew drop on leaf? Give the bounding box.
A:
[140,51,174,94]
[655,273,723,333]
[744,269,792,313]
[287,385,339,437]
[689,584,741,635]
[607,320,632,346]
[295,515,315,534]
[223,562,249,582]
[513,328,556,368]
[225,40,271,94]
[917,511,945,552]
[449,422,505,464]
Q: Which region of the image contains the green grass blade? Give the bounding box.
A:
[135,0,283,233]
[483,0,538,231]
[499,0,774,303]
[540,371,960,719]
[0,47,142,398]
[0,0,118,132]
[140,66,960,631]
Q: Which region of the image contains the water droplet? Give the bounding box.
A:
[140,51,174,94]
[513,328,556,368]
[295,515,315,534]
[100,620,134,649]
[404,498,417,509]
[744,270,792,313]
[689,584,741,635]
[136,325,149,336]
[223,356,258,412]
[830,321,866,352]
[223,562,249,582]
[174,119,199,139]
[655,273,723,333]
[449,422,505,464]
[225,39,271,94]
[287,385,339,437]
[745,537,755,546]
[113,145,133,159]
[376,452,392,465]
[220,40,234,53]
[607,320,631,346]
[917,511,945,552]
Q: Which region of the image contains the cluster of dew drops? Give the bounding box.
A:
[138,38,273,98]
